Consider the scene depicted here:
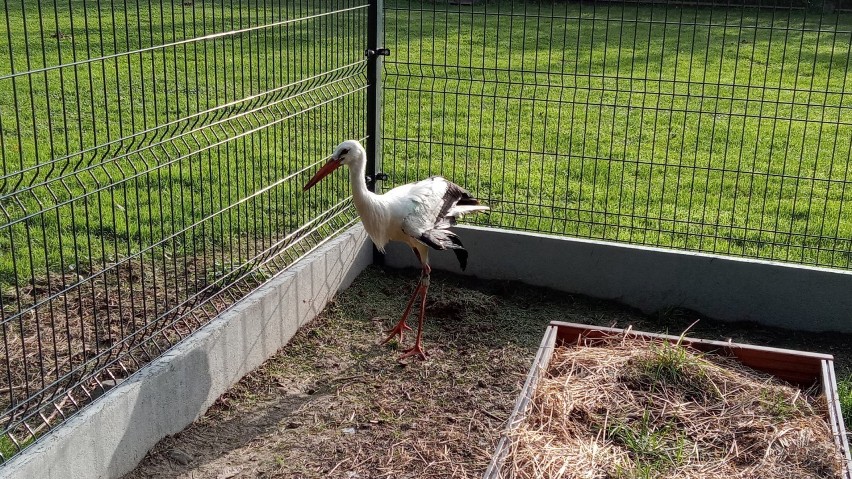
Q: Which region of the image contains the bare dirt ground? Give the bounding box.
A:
[123,265,852,479]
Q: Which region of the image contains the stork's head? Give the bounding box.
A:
[302,140,365,191]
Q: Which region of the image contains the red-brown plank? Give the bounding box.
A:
[551,321,827,386]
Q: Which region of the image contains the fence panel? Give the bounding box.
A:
[383,0,852,269]
[0,0,368,461]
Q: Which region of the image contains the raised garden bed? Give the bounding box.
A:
[486,321,852,479]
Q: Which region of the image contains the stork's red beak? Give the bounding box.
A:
[303,158,342,191]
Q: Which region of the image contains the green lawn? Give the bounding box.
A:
[0,0,369,288]
[1,1,851,285]
[382,1,852,268]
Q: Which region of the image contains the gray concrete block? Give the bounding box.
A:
[384,225,852,333]
[1,225,372,479]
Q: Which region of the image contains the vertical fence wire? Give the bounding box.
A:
[0,0,368,462]
[382,0,852,269]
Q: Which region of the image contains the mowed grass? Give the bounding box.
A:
[382,1,852,267]
[1,1,850,288]
[0,0,368,288]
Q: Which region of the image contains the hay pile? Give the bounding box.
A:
[504,336,845,479]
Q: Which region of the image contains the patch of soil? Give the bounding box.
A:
[0,258,215,443]
[122,265,852,478]
[0,242,281,449]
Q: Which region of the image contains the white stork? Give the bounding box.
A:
[303,140,489,360]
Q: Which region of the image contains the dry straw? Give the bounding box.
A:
[504,334,845,479]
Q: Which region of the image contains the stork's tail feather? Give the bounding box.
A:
[439,181,490,219]
[419,229,469,270]
[453,249,468,271]
[447,204,490,217]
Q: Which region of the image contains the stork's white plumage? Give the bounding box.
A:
[303,140,489,360]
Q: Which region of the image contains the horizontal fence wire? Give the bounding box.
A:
[0,0,368,462]
[382,0,852,269]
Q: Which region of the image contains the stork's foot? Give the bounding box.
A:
[398,341,427,361]
[380,319,413,345]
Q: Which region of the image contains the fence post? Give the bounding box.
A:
[366,0,383,192]
[366,0,385,264]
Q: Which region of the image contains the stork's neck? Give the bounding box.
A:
[348,156,375,204]
[347,151,389,250]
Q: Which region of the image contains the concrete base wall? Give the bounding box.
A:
[384,226,852,333]
[2,224,372,479]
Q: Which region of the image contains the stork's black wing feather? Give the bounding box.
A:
[436,179,483,222]
[418,229,469,270]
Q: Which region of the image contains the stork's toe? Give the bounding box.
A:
[398,343,427,361]
[380,319,412,345]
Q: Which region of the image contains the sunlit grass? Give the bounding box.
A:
[383,1,852,267]
[0,0,367,287]
[1,1,851,285]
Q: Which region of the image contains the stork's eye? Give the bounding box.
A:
[339,148,350,156]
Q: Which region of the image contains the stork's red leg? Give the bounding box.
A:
[380,279,419,345]
[381,250,430,346]
[399,275,429,361]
